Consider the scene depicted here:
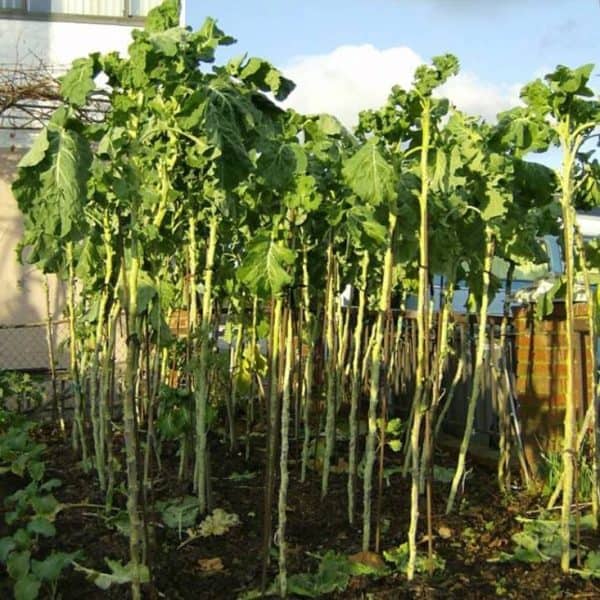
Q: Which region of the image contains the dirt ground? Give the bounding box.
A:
[2,425,600,599]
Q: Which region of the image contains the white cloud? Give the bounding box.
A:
[283,44,522,127]
[283,44,421,127]
[439,74,522,122]
[396,0,569,18]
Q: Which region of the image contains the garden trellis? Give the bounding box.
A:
[4,0,600,598]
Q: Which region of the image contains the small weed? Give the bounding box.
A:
[0,415,78,600]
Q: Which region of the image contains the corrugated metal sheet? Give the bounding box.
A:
[2,0,168,17]
[0,1,25,9]
[129,0,163,17]
[45,1,122,17]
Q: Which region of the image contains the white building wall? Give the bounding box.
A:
[0,18,135,70]
[0,148,69,369]
[0,5,171,367]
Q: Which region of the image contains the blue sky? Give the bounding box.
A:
[189,1,598,82]
[186,0,600,132]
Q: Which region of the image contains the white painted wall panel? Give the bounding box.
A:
[0,19,134,67]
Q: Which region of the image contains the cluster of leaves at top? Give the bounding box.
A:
[10,0,600,597]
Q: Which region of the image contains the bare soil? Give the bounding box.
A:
[2,425,600,599]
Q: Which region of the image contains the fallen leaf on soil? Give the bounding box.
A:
[330,458,349,473]
[438,525,453,539]
[348,551,386,571]
[197,557,224,573]
[348,576,367,590]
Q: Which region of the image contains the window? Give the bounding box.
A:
[0,0,164,21]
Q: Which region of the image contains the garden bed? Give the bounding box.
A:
[2,424,599,599]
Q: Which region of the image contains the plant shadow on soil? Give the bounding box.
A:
[2,425,600,600]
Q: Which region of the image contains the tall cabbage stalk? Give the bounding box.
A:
[348,252,369,523]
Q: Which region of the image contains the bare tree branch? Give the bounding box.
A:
[0,53,108,132]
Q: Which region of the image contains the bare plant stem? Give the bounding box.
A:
[446,228,495,515]
[497,261,515,494]
[246,295,259,462]
[574,228,599,529]
[322,242,337,498]
[407,97,431,581]
[419,278,455,492]
[194,215,218,513]
[43,276,62,433]
[300,247,316,482]
[123,253,143,600]
[261,295,282,595]
[277,309,293,597]
[362,213,396,551]
[558,133,577,572]
[102,300,119,511]
[348,253,369,524]
[66,241,88,464]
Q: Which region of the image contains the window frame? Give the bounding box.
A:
[0,1,148,26]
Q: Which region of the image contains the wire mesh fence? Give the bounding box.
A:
[0,317,128,372]
[0,319,69,371]
[0,315,129,418]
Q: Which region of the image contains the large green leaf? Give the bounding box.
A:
[203,84,255,185]
[235,56,295,101]
[145,0,180,33]
[190,17,236,63]
[156,403,191,439]
[512,531,540,554]
[520,79,551,114]
[31,551,79,582]
[50,128,90,228]
[148,27,187,57]
[494,107,552,155]
[545,63,594,96]
[287,552,352,598]
[585,550,600,572]
[75,237,102,282]
[284,175,321,212]
[7,550,30,580]
[237,233,295,298]
[346,204,387,248]
[60,56,98,107]
[76,559,150,590]
[383,542,445,574]
[18,130,49,168]
[413,53,459,96]
[136,270,157,315]
[0,536,16,562]
[343,139,396,206]
[149,303,174,348]
[31,494,59,518]
[258,143,297,191]
[24,119,92,239]
[26,517,56,538]
[513,158,557,207]
[157,496,199,530]
[316,113,344,136]
[481,188,508,221]
[14,575,40,600]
